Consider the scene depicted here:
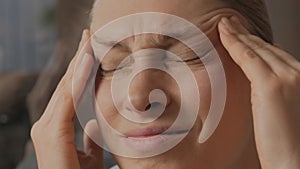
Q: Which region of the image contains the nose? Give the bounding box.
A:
[126,69,171,114]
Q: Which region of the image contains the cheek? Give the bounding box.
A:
[193,69,212,122]
[214,39,253,143]
[95,80,119,125]
[206,26,252,121]
[215,42,252,116]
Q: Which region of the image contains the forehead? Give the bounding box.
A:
[91,0,224,31]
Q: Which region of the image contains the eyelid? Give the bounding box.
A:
[99,65,122,73]
[176,57,200,62]
[99,64,116,73]
[99,48,212,74]
[99,57,131,73]
[112,42,124,48]
[96,40,124,49]
[176,48,212,62]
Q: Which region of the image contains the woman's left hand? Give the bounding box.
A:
[218,16,300,169]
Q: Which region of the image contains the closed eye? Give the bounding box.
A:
[99,64,124,75]
[98,57,132,75]
[176,56,200,63]
[98,48,212,75]
[176,48,212,63]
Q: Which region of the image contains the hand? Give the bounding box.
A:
[218,16,300,169]
[31,30,104,169]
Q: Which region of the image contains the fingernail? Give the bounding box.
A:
[220,17,232,35]
[221,17,230,26]
[78,53,93,80]
[74,53,93,102]
[81,29,88,42]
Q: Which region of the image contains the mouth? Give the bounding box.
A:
[120,126,190,151]
[124,127,189,138]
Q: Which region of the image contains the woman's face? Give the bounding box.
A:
[91,0,257,168]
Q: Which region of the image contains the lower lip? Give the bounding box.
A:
[122,132,188,152]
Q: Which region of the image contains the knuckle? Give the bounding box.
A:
[265,71,300,95]
[242,48,257,59]
[266,78,284,94]
[57,75,67,88]
[61,89,73,104]
[248,36,269,50]
[30,121,43,141]
[60,90,72,102]
[240,34,269,50]
[287,70,300,86]
[57,76,71,92]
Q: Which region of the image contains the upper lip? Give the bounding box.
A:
[123,126,190,138]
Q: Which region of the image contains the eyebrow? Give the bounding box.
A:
[92,34,172,49]
[92,35,120,46]
[92,19,205,47]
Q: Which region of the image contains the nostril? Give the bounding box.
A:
[145,102,162,111]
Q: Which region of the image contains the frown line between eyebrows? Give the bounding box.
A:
[91,17,206,46]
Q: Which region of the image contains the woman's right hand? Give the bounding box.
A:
[31,30,104,169]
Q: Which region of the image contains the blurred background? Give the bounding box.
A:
[0,0,299,169]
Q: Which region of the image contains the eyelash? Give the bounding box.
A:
[98,57,200,77]
[99,49,211,75]
[175,48,211,63]
[99,65,120,75]
[176,56,201,63]
[112,43,123,48]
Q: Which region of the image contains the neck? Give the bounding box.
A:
[232,136,261,169]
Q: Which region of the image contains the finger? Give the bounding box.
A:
[228,16,299,75]
[218,17,272,82]
[266,45,300,71]
[78,29,89,53]
[73,31,95,104]
[40,30,92,123]
[72,52,94,106]
[236,34,294,76]
[78,30,93,59]
[84,120,103,162]
[53,46,94,123]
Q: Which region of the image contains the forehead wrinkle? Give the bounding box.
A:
[133,33,172,49]
[89,0,210,30]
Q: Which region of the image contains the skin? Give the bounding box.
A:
[31,0,300,169]
[91,1,256,168]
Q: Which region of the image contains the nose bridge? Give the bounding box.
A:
[125,35,172,113]
[133,48,165,68]
[132,34,168,51]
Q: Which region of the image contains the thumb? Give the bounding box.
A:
[84,119,104,162]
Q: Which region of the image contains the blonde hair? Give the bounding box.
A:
[90,0,273,43]
[225,0,273,43]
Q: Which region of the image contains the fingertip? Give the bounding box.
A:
[84,119,101,151]
[218,19,235,51]
[84,29,94,54]
[83,29,92,43]
[82,29,90,43]
[83,120,103,161]
[77,29,90,55]
[218,18,231,36]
